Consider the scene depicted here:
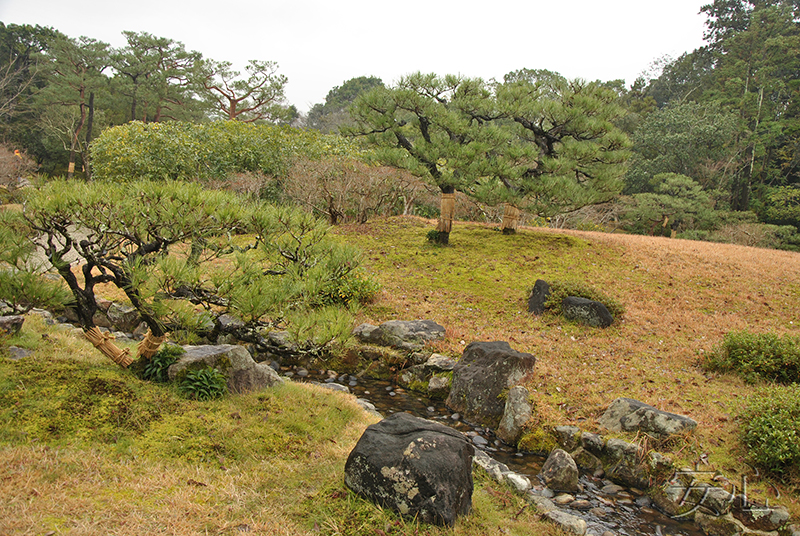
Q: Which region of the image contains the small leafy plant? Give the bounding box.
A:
[426,229,442,243]
[178,367,227,401]
[136,344,185,383]
[740,384,800,477]
[703,330,800,384]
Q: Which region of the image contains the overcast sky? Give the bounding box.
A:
[1,0,709,113]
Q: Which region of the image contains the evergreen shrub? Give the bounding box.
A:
[704,330,800,384]
[741,385,800,477]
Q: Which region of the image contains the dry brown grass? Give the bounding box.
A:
[343,216,800,514]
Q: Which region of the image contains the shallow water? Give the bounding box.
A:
[295,369,703,536]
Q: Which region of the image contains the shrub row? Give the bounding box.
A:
[90,121,364,183]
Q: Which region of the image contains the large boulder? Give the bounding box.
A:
[446,341,536,428]
[353,320,446,351]
[344,412,474,526]
[561,296,613,328]
[598,397,697,439]
[168,344,283,394]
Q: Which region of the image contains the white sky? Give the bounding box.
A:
[0,0,709,113]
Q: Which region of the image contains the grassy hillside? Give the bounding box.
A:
[2,215,799,534]
[340,217,800,506]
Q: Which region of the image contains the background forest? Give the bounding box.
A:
[2,0,800,250]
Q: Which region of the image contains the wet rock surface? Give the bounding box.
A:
[446,341,536,428]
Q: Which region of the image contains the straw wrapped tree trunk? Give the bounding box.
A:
[500,204,521,235]
[435,188,456,244]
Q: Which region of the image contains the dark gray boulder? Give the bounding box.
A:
[561,297,613,328]
[344,412,474,526]
[353,320,446,351]
[598,397,697,439]
[446,341,536,428]
[527,279,551,314]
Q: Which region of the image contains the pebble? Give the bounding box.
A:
[553,494,575,505]
[571,499,592,510]
[427,406,435,412]
[472,436,489,447]
[451,413,460,420]
[7,346,33,360]
[617,498,635,506]
[389,392,396,396]
[385,386,393,391]
[616,491,633,499]
[528,486,555,499]
[601,484,625,495]
[296,368,308,377]
[600,496,618,507]
[348,381,357,387]
[590,507,608,518]
[602,531,616,536]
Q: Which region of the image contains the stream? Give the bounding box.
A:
[289,368,704,536]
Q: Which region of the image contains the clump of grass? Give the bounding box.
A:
[703,330,800,384]
[741,384,800,478]
[543,279,625,317]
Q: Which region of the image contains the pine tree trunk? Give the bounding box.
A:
[82,92,95,179]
